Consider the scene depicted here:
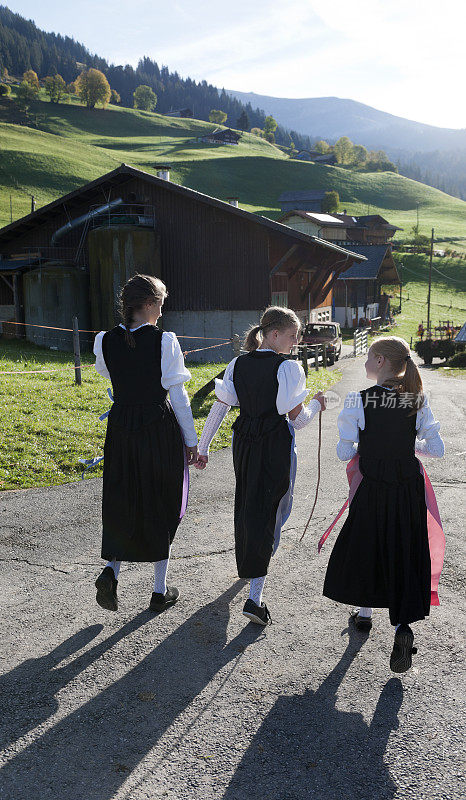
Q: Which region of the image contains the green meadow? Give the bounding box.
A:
[0,92,465,246]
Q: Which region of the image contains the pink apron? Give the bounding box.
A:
[318,454,445,606]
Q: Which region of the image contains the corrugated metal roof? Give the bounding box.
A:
[336,245,395,279]
[278,211,343,226]
[454,322,466,342]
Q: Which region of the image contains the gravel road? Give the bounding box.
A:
[0,354,464,800]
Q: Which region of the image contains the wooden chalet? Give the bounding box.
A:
[333,213,402,244]
[0,164,365,360]
[200,128,241,145]
[278,190,326,214]
[294,150,337,165]
[165,108,193,118]
[332,244,400,327]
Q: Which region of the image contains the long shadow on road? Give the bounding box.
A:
[0,581,262,799]
[223,623,403,800]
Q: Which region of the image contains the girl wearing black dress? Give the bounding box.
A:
[196,306,326,625]
[93,274,198,612]
[323,336,444,672]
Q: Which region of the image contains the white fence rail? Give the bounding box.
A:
[353,328,368,357]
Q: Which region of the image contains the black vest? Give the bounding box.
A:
[102,325,167,405]
[231,351,286,440]
[358,385,418,482]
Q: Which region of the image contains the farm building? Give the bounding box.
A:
[165,108,193,118]
[277,211,348,242]
[200,128,241,145]
[331,244,400,327]
[278,190,327,214]
[279,210,402,246]
[293,150,337,165]
[0,164,365,359]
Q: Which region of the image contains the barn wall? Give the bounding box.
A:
[162,309,263,363]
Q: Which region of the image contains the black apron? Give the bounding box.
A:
[323,385,431,625]
[231,351,293,578]
[100,325,185,562]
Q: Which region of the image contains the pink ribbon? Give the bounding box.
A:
[318,454,445,606]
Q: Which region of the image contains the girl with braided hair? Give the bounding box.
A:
[93,274,198,613]
[195,306,326,625]
[323,336,445,673]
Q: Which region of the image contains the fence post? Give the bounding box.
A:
[353,330,358,357]
[72,316,82,386]
[231,333,241,358]
[314,345,319,371]
[323,343,327,368]
[301,345,308,377]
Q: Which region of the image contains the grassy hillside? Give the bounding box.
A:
[1,93,465,244]
[387,253,466,345]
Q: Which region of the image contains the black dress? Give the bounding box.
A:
[323,385,431,626]
[100,325,186,562]
[231,351,294,579]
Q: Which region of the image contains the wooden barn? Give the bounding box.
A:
[200,128,241,145]
[332,244,400,327]
[278,190,326,214]
[0,164,365,360]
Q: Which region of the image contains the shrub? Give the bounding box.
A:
[0,83,11,96]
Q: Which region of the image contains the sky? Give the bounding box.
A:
[5,0,466,128]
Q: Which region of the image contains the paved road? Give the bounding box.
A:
[0,355,464,800]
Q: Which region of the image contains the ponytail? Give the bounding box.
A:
[370,336,424,414]
[401,356,424,413]
[243,325,262,352]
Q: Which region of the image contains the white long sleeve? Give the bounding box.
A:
[93,331,111,380]
[415,396,444,458]
[168,383,197,446]
[336,392,364,460]
[289,398,321,430]
[198,401,230,455]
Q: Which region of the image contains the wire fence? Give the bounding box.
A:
[0,316,235,377]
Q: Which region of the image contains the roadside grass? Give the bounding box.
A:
[1,94,465,242]
[0,338,340,491]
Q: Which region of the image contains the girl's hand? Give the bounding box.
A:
[195,455,208,470]
[186,446,198,466]
[313,391,326,411]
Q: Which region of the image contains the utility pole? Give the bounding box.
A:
[426,228,434,334]
[10,194,13,223]
[399,262,403,312]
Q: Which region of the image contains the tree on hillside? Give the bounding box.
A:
[353,144,368,166]
[209,109,227,124]
[0,83,11,96]
[15,80,39,112]
[250,127,263,137]
[44,74,67,104]
[23,69,39,90]
[314,139,330,154]
[110,89,121,104]
[76,68,111,109]
[334,136,354,164]
[133,84,157,110]
[322,191,340,213]
[237,109,249,131]
[67,81,77,95]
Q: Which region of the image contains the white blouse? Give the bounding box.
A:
[215,349,309,414]
[336,388,445,461]
[93,323,197,447]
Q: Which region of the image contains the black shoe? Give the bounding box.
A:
[390,625,418,673]
[350,610,373,632]
[95,566,118,611]
[242,598,272,626]
[149,586,180,612]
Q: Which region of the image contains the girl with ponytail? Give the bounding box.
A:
[93,273,198,613]
[323,335,445,673]
[195,306,326,625]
